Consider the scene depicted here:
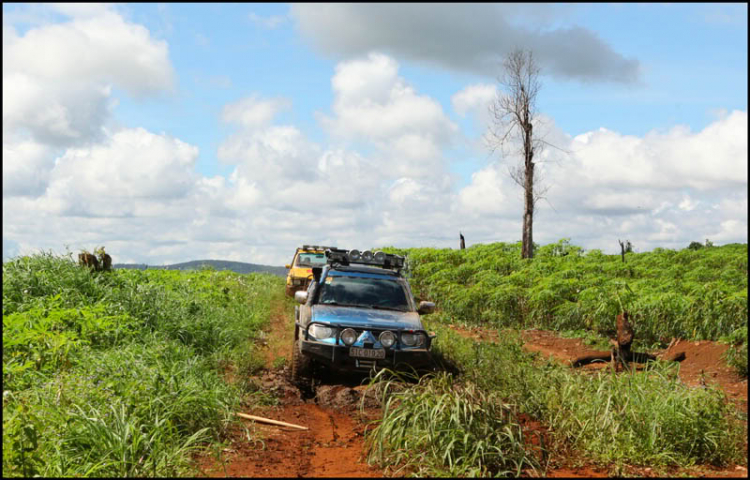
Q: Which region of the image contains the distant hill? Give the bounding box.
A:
[114,259,288,277]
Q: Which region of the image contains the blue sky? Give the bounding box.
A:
[3,3,747,265]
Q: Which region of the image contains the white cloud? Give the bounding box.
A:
[2,137,55,197]
[221,95,292,130]
[565,111,747,192]
[457,165,513,217]
[3,6,175,154]
[452,84,496,117]
[3,10,173,97]
[321,53,458,148]
[39,128,199,217]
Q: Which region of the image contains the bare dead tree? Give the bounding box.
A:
[486,48,547,259]
[618,239,633,263]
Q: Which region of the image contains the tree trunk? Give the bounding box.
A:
[521,123,534,259]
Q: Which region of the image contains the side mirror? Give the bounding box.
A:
[294,290,308,304]
[285,264,291,269]
[417,301,435,315]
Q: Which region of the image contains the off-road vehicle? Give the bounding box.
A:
[284,245,335,297]
[290,248,436,386]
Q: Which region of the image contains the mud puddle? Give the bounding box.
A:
[195,368,387,478]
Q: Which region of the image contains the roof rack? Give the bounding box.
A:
[325,248,405,271]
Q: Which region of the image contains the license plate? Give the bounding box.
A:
[350,347,386,359]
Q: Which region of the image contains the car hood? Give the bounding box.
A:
[312,305,424,330]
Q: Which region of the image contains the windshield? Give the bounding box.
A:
[317,275,411,311]
[296,252,326,267]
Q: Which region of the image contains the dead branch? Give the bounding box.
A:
[234,412,309,430]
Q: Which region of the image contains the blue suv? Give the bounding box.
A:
[291,248,436,386]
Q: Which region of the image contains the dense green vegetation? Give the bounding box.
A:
[3,252,280,477]
[366,323,746,476]
[386,240,747,349]
[364,241,747,476]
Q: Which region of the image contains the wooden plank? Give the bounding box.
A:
[234,412,309,430]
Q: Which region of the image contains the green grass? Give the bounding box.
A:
[426,318,746,471]
[721,327,748,377]
[3,251,281,477]
[365,369,539,477]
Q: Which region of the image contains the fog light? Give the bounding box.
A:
[341,328,358,346]
[401,332,424,347]
[379,331,396,348]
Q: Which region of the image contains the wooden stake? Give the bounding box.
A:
[234,412,309,430]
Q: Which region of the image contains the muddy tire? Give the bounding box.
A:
[291,337,313,387]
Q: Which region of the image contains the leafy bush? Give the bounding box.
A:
[395,241,747,347]
[3,252,280,477]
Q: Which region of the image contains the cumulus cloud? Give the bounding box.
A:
[3,5,177,201]
[3,10,173,98]
[291,4,641,83]
[322,53,458,144]
[38,128,199,217]
[563,110,747,192]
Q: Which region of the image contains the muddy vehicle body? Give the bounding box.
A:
[291,248,436,386]
[284,245,334,297]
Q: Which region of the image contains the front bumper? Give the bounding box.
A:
[300,339,434,372]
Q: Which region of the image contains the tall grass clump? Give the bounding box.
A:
[426,317,746,470]
[3,251,280,477]
[365,369,539,477]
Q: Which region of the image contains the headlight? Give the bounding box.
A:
[379,330,396,348]
[341,328,358,346]
[401,332,425,347]
[309,324,335,339]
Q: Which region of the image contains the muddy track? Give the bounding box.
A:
[195,291,387,478]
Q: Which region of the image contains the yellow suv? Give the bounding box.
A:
[285,245,334,297]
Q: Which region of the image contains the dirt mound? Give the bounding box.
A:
[315,385,360,408]
[253,369,305,405]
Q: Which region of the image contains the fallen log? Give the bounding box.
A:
[572,348,684,368]
[234,412,308,430]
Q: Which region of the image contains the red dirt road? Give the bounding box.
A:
[196,401,381,478]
